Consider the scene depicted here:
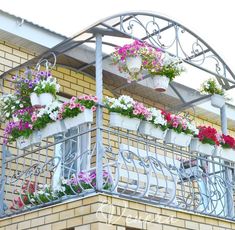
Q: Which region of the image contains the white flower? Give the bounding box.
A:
[6,112,10,118]
[30,198,36,202]
[37,190,44,195]
[19,104,24,108]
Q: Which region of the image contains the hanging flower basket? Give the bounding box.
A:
[217,148,235,162]
[40,120,64,139]
[190,138,215,156]
[39,93,54,106]
[138,121,167,140]
[30,92,40,106]
[211,94,225,108]
[63,109,93,130]
[126,55,142,73]
[164,129,192,147]
[17,136,33,149]
[109,112,140,131]
[144,76,170,92]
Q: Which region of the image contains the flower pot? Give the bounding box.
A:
[109,112,140,131]
[40,120,64,139]
[218,148,235,162]
[190,138,215,156]
[31,131,42,145]
[63,109,93,130]
[211,94,225,108]
[30,92,40,106]
[17,136,32,149]
[39,93,54,106]
[164,129,192,147]
[138,121,167,140]
[147,75,170,92]
[126,55,142,73]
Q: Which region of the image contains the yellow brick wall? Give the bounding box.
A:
[0,194,234,230]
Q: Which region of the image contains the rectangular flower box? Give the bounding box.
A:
[17,136,33,149]
[63,109,93,130]
[138,121,167,140]
[218,148,235,162]
[190,138,215,156]
[164,129,192,147]
[109,112,140,131]
[41,120,65,139]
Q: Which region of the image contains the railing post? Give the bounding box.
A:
[0,144,7,216]
[95,33,104,191]
[220,104,234,217]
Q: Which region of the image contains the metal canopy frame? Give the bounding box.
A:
[1,11,234,113]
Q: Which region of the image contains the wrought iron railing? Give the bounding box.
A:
[1,123,235,220]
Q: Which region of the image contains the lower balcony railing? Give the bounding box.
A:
[0,124,235,220]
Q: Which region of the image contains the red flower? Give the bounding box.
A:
[221,134,235,149]
[197,126,219,146]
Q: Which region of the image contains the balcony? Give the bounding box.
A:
[1,119,235,221]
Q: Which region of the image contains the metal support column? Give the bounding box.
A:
[220,104,227,135]
[95,34,104,191]
[0,145,6,216]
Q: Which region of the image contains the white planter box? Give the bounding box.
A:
[41,120,64,139]
[190,138,215,156]
[63,109,93,130]
[165,129,192,147]
[30,92,40,106]
[138,121,167,140]
[110,112,140,131]
[39,93,54,106]
[218,148,235,162]
[126,55,142,73]
[211,94,225,108]
[17,136,33,149]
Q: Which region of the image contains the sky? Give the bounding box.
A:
[1,0,235,102]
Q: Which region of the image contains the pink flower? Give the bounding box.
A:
[84,95,89,100]
[172,121,178,128]
[91,106,96,112]
[80,106,85,112]
[69,102,76,109]
[71,96,76,102]
[58,113,63,120]
[93,96,98,102]
[31,113,37,122]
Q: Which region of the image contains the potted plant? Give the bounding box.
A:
[12,71,40,106]
[33,73,60,106]
[163,111,198,147]
[217,134,235,162]
[144,53,185,92]
[111,40,162,83]
[3,120,34,149]
[104,95,150,131]
[59,170,112,196]
[200,78,225,108]
[138,107,168,140]
[58,95,97,130]
[0,94,30,122]
[31,101,64,139]
[10,181,57,210]
[190,125,219,156]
